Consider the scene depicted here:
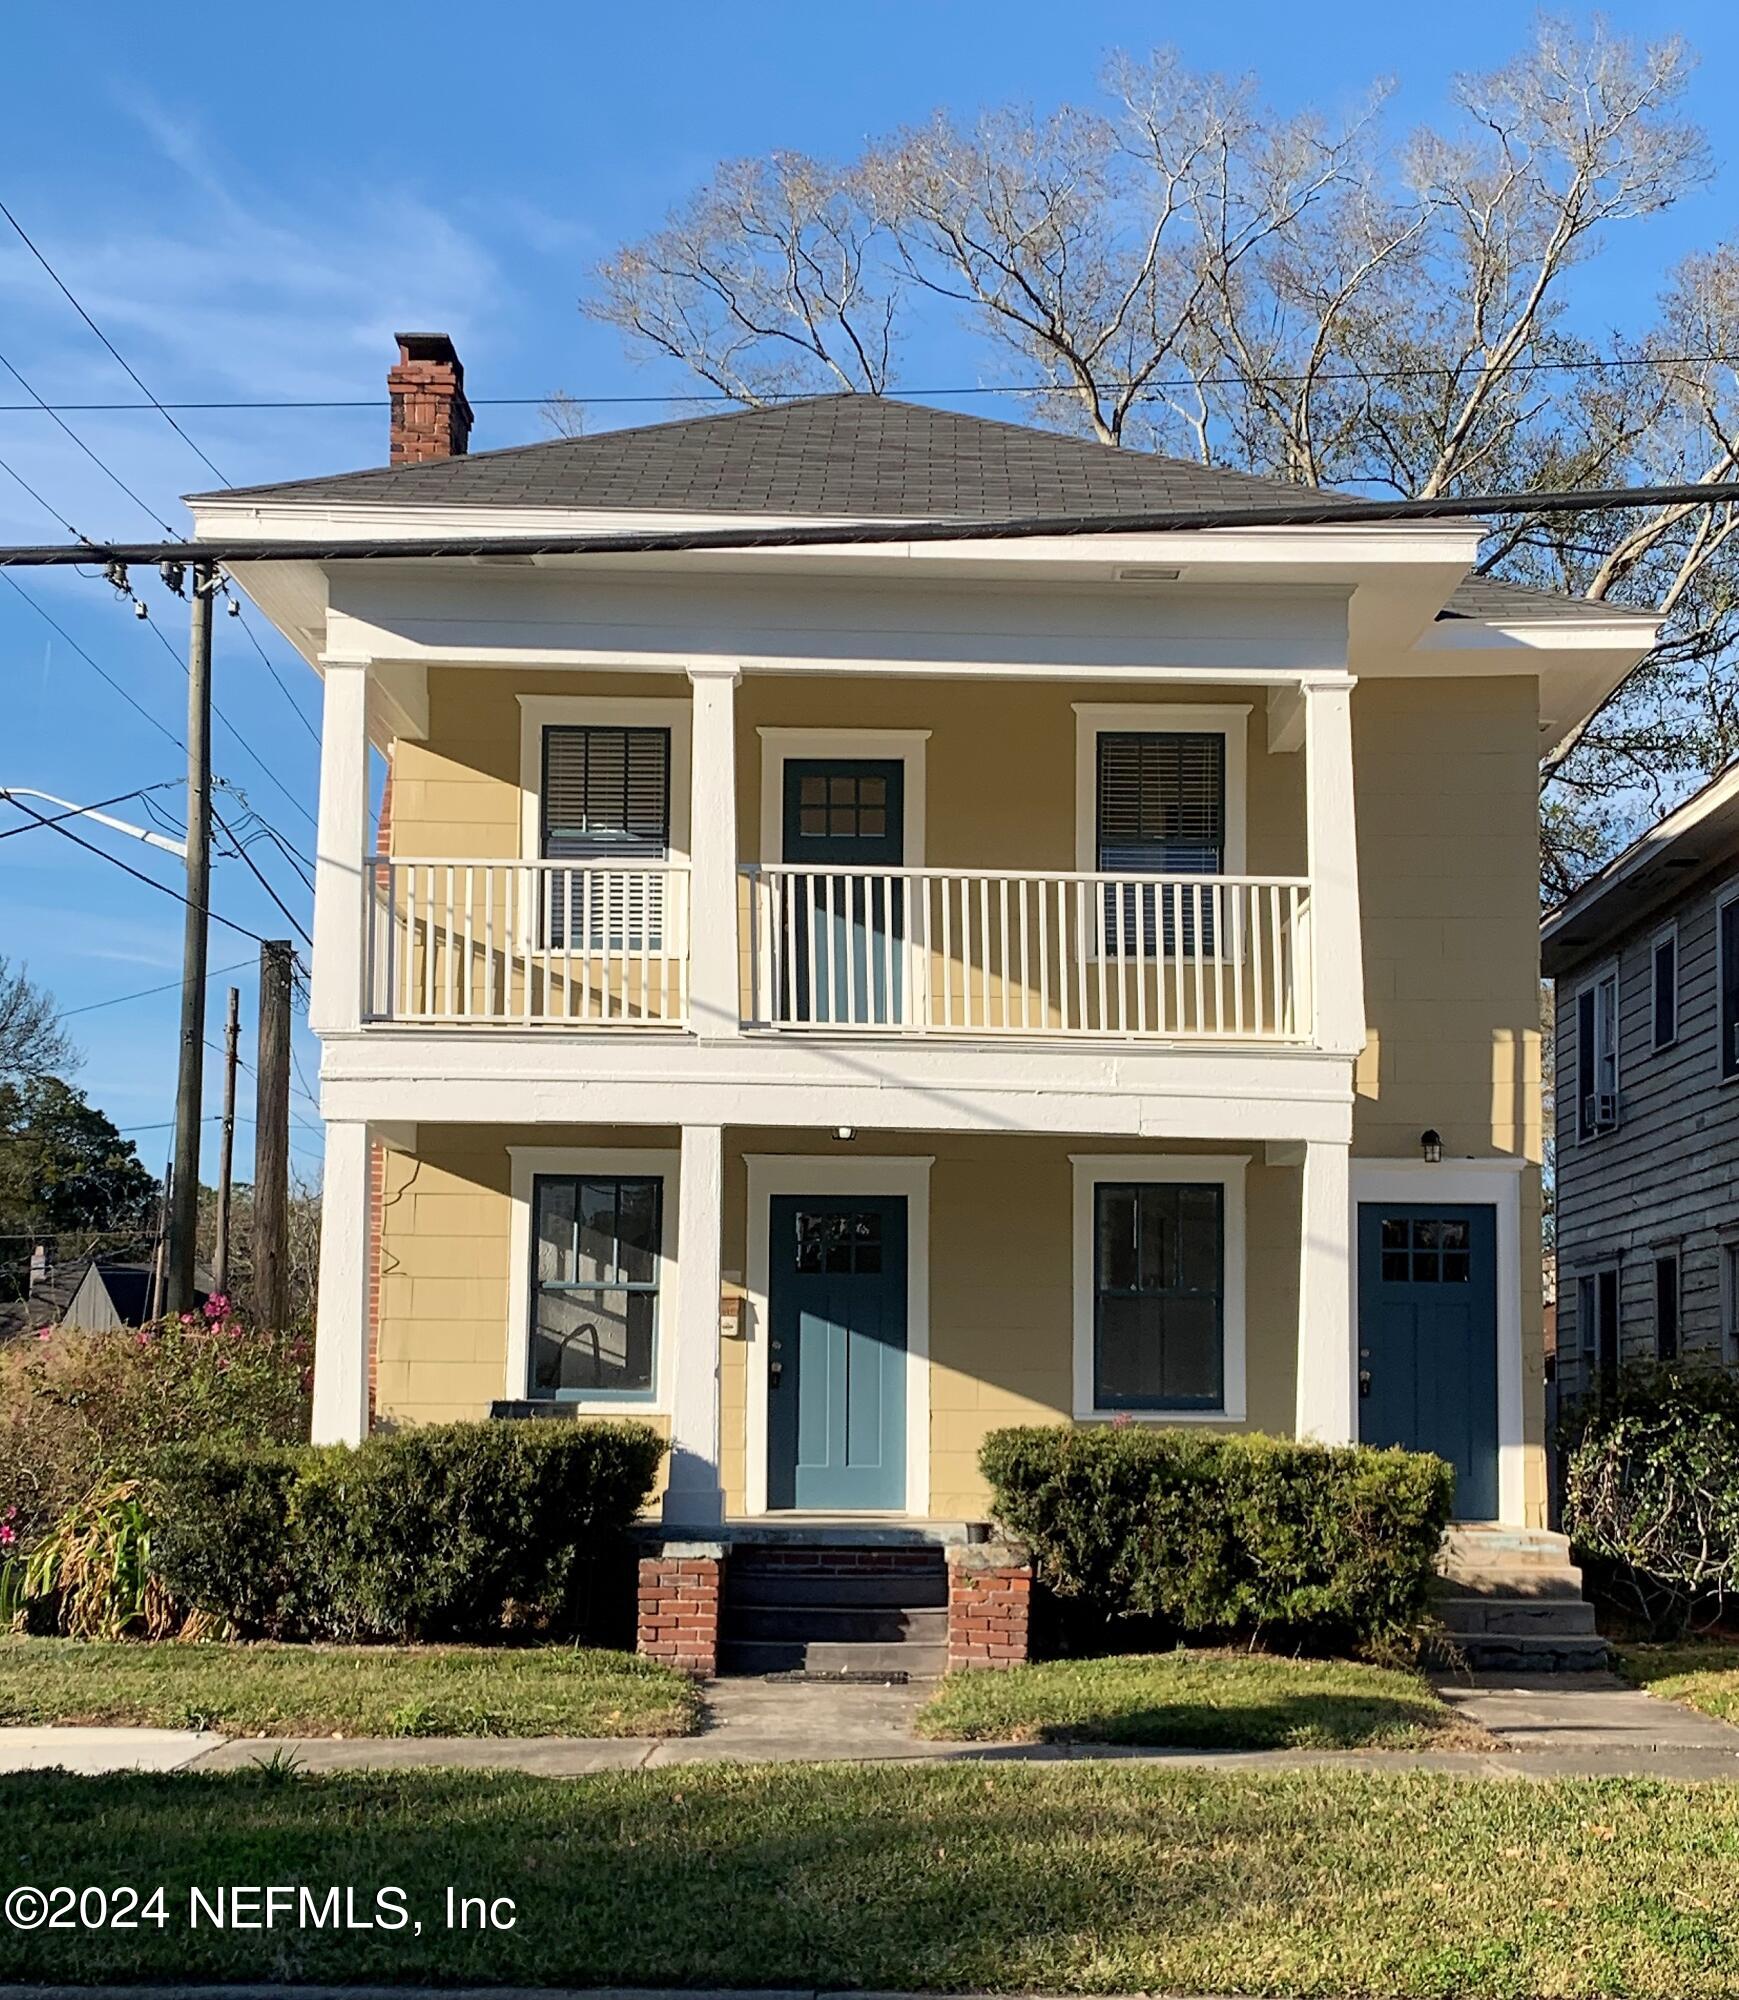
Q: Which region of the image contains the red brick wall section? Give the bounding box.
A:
[637,1545,723,1678]
[946,1541,1032,1670]
[387,333,473,464]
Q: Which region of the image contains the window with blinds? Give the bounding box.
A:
[540,726,671,949]
[1095,731,1226,954]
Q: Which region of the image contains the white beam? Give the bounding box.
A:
[1303,681,1366,1058]
[686,666,742,1040]
[310,1119,372,1445]
[310,659,369,1035]
[1296,1138,1354,1442]
[664,1123,725,1529]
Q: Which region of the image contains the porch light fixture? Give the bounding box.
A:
[1420,1129,1443,1165]
[834,1126,856,1142]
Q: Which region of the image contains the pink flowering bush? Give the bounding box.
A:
[0,1308,310,1561]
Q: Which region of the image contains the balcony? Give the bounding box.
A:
[362,856,1311,1041]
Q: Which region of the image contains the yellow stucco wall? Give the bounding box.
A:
[374,664,1546,1523]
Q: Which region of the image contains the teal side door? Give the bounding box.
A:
[780,758,904,1024]
[1356,1202,1499,1520]
[768,1194,907,1510]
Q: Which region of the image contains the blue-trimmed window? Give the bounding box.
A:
[1093,1180,1224,1409]
[530,1174,662,1397]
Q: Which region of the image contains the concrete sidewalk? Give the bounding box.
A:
[6,1672,1739,1782]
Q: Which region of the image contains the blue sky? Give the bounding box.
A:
[4,0,1737,1184]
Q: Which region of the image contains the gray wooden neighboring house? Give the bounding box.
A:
[1542,762,1739,1401]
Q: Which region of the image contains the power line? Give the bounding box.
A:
[1,791,271,943]
[0,339,175,533]
[1,350,1737,417]
[0,200,229,488]
[0,444,83,538]
[210,799,312,946]
[58,957,252,1019]
[1,570,183,749]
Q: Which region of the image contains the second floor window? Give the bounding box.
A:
[1576,970,1619,1139]
[1652,930,1678,1049]
[1096,731,1225,955]
[541,725,671,949]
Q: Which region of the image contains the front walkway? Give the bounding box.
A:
[7,1672,1739,1780]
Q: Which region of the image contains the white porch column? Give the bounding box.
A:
[1302,680,1365,1057]
[310,658,370,1036]
[686,665,741,1039]
[1295,1138,1355,1442]
[664,1122,726,1527]
[311,1118,372,1445]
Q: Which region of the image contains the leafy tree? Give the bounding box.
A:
[0,1076,159,1302]
[586,18,1734,898]
[0,956,75,1083]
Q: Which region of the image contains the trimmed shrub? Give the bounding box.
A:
[1560,1364,1739,1636]
[148,1420,666,1643]
[980,1426,1453,1656]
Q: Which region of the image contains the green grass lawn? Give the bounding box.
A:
[1615,1640,1739,1725]
[0,1637,700,1739]
[2,1762,1738,1992]
[916,1648,1479,1748]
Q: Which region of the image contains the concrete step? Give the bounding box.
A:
[1439,1632,1610,1673]
[1432,1568,1586,1601]
[1435,1595,1598,1637]
[718,1637,947,1679]
[1442,1527,1572,1564]
[728,1569,949,1610]
[726,1604,948,1646]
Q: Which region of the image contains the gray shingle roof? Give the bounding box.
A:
[192,392,1650,629]
[192,394,1316,517]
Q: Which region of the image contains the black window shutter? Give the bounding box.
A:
[1653,938,1677,1046]
[1724,903,1739,1078]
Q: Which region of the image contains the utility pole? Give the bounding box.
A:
[166,562,218,1312]
[213,985,241,1298]
[254,938,294,1328]
[146,1153,172,1323]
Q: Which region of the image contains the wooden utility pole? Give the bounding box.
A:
[166,564,218,1311]
[254,938,294,1328]
[212,985,241,1298]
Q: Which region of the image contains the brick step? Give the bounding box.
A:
[727,1570,949,1610]
[1432,1568,1586,1601]
[1435,1595,1598,1637]
[725,1604,947,1646]
[1440,1632,1610,1673]
[718,1637,948,1679]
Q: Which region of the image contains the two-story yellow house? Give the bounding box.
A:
[193,334,1656,1559]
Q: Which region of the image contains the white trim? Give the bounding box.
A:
[1068,1152,1248,1423]
[1071,703,1250,879]
[504,1145,682,1413]
[1348,1157,1526,1527]
[310,1120,372,1444]
[1718,879,1739,1086]
[1571,956,1621,1138]
[516,694,694,870]
[1650,921,1679,1052]
[742,1153,933,1516]
[756,727,929,867]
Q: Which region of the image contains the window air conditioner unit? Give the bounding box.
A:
[1583,1091,1620,1134]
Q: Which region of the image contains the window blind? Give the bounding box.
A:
[540,726,671,950]
[541,726,671,860]
[1096,731,1225,954]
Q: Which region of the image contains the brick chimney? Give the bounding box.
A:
[387,332,472,465]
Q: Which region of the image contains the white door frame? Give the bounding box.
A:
[1348,1158,1526,1526]
[743,1154,933,1516]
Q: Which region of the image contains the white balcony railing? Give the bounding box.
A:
[741,866,1312,1040]
[363,857,690,1025]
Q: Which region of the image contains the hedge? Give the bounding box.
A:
[980,1426,1453,1655]
[1561,1364,1739,1636]
[148,1420,665,1643]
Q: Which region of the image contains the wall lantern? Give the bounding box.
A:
[834,1126,856,1142]
[1420,1128,1443,1165]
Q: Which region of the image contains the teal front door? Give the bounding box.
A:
[1357,1203,1499,1520]
[780,758,905,1024]
[768,1195,907,1510]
